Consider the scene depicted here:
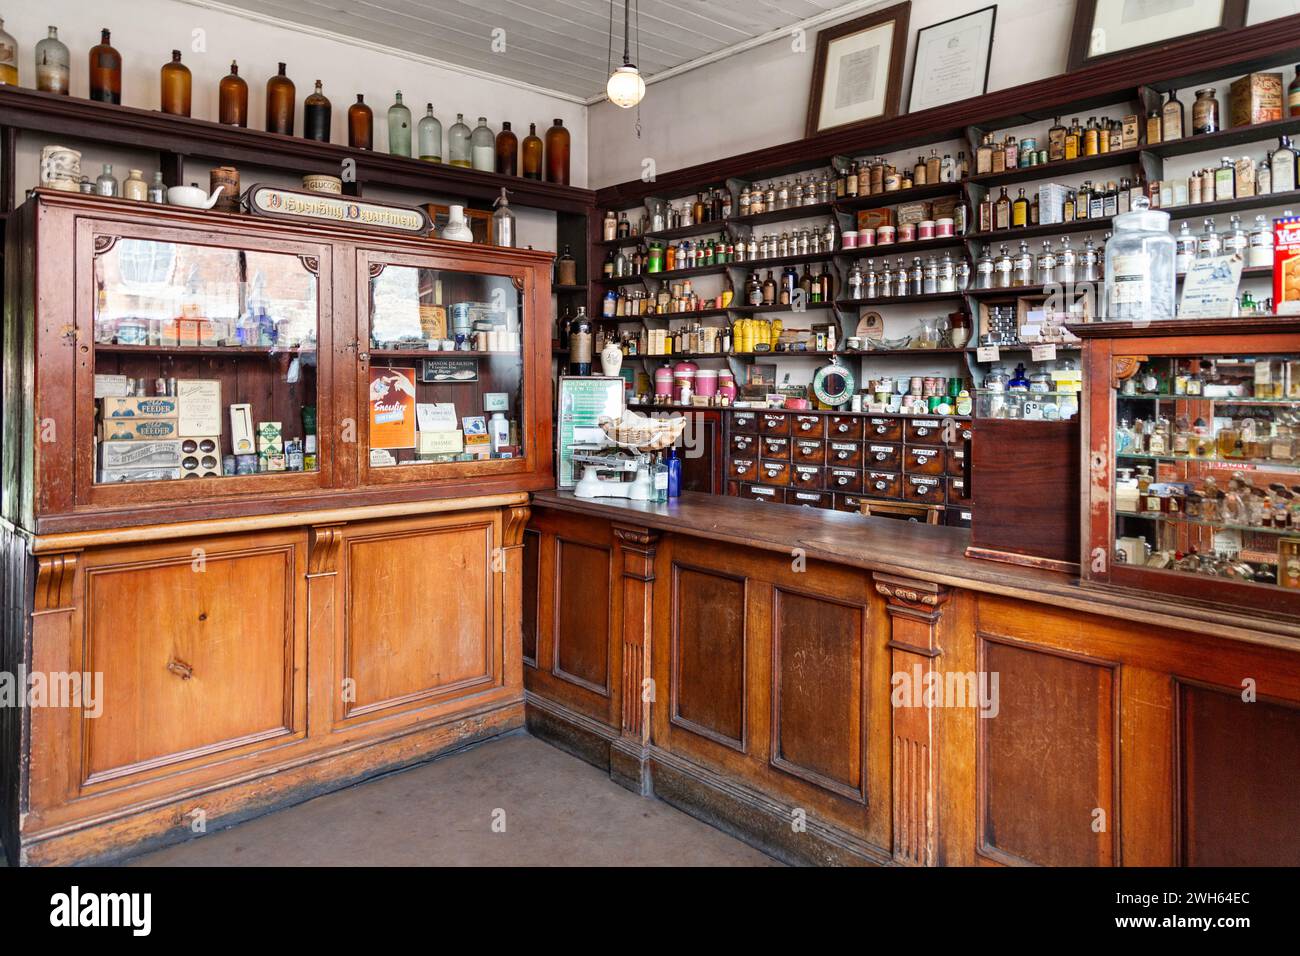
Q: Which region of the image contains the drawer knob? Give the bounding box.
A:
[874,481,886,490]
[837,451,848,459]
[874,452,886,460]
[916,428,930,436]
[875,425,887,433]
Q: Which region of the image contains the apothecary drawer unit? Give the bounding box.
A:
[1078,317,1300,617]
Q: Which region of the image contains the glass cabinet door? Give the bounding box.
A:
[1112,352,1300,594]
[88,230,328,494]
[361,253,527,476]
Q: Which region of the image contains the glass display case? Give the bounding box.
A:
[359,250,528,482]
[1080,319,1300,615]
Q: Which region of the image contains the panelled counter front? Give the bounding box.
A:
[522,489,1300,867]
[0,190,552,865]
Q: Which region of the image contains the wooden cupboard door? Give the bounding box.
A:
[59,531,307,797]
[670,564,748,750]
[336,512,499,724]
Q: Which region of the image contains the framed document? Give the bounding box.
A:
[805,2,911,138]
[556,375,625,488]
[907,6,997,113]
[1068,0,1247,73]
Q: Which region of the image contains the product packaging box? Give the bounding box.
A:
[1037,184,1070,224]
[230,404,255,454]
[1274,215,1300,315]
[98,468,182,483]
[100,418,182,441]
[100,440,183,470]
[1230,73,1283,128]
[100,396,180,419]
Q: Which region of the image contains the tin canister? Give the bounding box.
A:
[210,166,241,213]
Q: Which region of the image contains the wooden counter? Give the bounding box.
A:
[524,491,1300,866]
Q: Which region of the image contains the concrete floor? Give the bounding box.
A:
[127,731,780,866]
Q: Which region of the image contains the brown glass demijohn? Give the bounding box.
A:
[219,61,249,127]
[265,62,295,135]
[88,28,121,104]
[544,118,570,185]
[522,123,543,181]
[304,80,332,142]
[160,50,191,116]
[495,121,518,176]
[348,94,373,150]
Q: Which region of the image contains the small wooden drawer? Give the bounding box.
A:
[759,412,790,436]
[826,440,863,468]
[791,463,823,488]
[790,414,825,438]
[864,416,902,441]
[730,457,758,481]
[827,415,864,440]
[864,441,901,470]
[787,488,832,509]
[834,492,868,513]
[903,443,946,476]
[824,467,863,493]
[947,423,973,446]
[905,417,944,443]
[948,476,967,500]
[730,432,758,455]
[732,411,759,434]
[792,439,825,464]
[864,470,901,498]
[740,483,781,503]
[945,444,967,477]
[904,474,944,501]
[945,506,973,528]
[760,435,791,459]
[759,459,791,485]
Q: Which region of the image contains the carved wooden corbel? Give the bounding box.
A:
[33,552,78,613]
[307,524,344,576]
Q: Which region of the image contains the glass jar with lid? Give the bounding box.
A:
[1103,197,1175,321]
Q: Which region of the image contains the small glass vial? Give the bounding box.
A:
[95,163,119,197]
[148,171,166,203]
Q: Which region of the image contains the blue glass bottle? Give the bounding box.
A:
[667,447,682,498]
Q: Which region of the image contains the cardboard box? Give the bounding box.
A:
[1230,73,1283,128]
[1275,215,1300,315]
[98,468,182,483]
[178,380,223,437]
[417,430,464,455]
[256,421,284,453]
[895,201,931,225]
[100,418,182,441]
[856,208,894,233]
[100,440,183,470]
[100,396,180,419]
[230,404,255,454]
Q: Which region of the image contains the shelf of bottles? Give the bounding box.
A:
[1112,353,1300,590]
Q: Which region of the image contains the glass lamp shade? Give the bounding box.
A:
[606,64,645,109]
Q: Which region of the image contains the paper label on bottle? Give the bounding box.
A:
[977,345,1000,363]
[1030,344,1057,362]
[569,332,592,365]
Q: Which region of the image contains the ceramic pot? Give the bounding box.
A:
[600,340,623,377]
[441,204,474,242]
[40,144,81,190]
[167,183,225,209]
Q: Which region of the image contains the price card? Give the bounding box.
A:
[977,345,1000,363]
[1031,343,1057,362]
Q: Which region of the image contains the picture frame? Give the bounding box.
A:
[907,5,997,114]
[805,1,911,139]
[1067,0,1249,74]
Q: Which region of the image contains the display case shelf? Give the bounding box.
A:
[728,201,838,228]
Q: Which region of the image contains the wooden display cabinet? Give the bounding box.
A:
[1077,317,1300,619]
[0,190,553,864]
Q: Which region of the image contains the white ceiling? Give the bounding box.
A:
[191,0,873,102]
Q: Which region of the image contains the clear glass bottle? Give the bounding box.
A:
[417,104,442,162]
[148,171,166,203]
[447,113,472,168]
[1198,218,1222,259]
[1249,213,1274,267]
[1224,214,1249,259]
[1175,221,1198,274]
[1012,241,1033,286]
[1104,197,1175,321]
[387,92,412,156]
[95,163,118,197]
[35,26,70,94]
[0,19,18,85]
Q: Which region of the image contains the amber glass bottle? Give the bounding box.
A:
[219,61,248,127]
[545,118,570,185]
[160,50,191,116]
[265,62,295,135]
[522,123,543,180]
[304,80,331,142]
[88,29,122,104]
[348,95,373,150]
[495,121,518,176]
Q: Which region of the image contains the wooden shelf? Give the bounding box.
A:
[94,343,315,356]
[728,201,837,228]
[839,236,967,258]
[1147,116,1300,159]
[967,217,1113,244]
[369,348,517,358]
[552,284,588,293]
[835,182,962,211]
[836,293,966,307]
[734,251,837,271]
[966,148,1144,190]
[729,303,834,315]
[843,347,974,356]
[1066,315,1300,338]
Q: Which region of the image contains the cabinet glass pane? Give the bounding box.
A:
[92,238,320,483]
[1113,353,1300,590]
[366,263,523,467]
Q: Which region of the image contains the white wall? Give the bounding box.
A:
[2,0,587,206]
[588,0,1300,189]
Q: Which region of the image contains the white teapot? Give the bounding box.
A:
[167,183,225,209]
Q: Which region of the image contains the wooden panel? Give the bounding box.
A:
[553,538,611,694]
[1180,684,1300,866]
[83,545,298,783]
[771,588,865,801]
[521,529,540,667]
[671,565,746,749]
[342,520,493,719]
[978,637,1117,866]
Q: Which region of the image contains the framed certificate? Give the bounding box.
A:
[1068,0,1247,73]
[805,2,911,137]
[907,6,997,113]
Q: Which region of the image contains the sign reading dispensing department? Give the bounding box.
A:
[247,184,431,236]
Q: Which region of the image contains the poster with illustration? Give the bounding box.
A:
[369,366,417,449]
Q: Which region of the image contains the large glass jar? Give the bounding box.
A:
[447,114,472,168]
[1104,197,1175,322]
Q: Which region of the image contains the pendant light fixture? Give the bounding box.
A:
[606,0,645,109]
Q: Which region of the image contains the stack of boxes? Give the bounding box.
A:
[97,380,223,483]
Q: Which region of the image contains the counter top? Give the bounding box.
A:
[532,489,1300,651]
